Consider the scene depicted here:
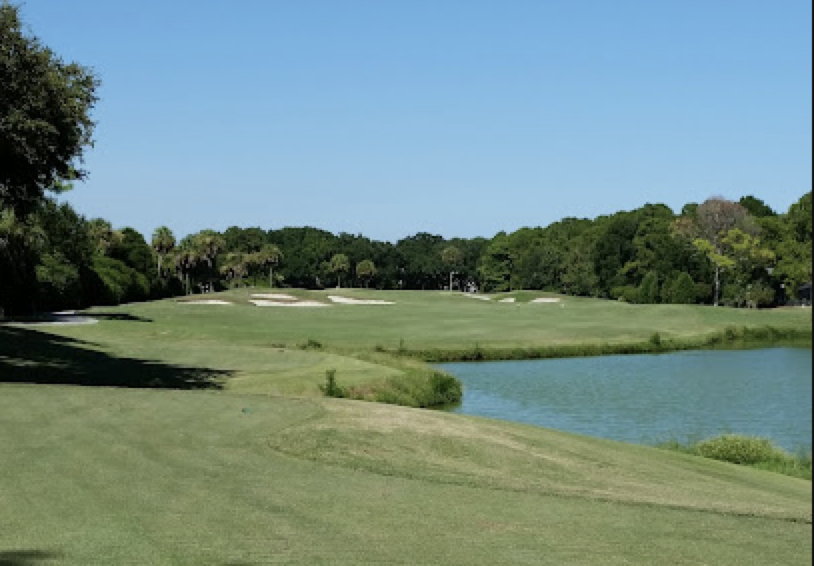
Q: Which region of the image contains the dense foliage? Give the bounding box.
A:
[2,192,810,316]
[0,3,98,216]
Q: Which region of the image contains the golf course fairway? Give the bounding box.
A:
[1,289,811,564]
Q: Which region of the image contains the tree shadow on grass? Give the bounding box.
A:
[4,312,153,324]
[0,326,231,389]
[0,551,61,566]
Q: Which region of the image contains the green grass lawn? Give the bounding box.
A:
[1,289,811,564]
[1,385,810,565]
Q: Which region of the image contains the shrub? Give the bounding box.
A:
[669,273,696,304]
[318,369,346,398]
[611,285,639,303]
[348,370,463,408]
[637,272,660,304]
[696,434,782,465]
[299,338,323,350]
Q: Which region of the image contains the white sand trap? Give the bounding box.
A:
[327,296,394,305]
[531,297,562,304]
[250,299,328,307]
[499,298,516,303]
[463,294,491,301]
[251,293,298,301]
[179,300,234,305]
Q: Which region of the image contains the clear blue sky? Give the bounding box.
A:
[18,0,813,242]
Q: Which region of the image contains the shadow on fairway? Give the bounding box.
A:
[0,551,61,566]
[3,311,153,324]
[0,326,231,389]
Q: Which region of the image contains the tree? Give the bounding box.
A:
[478,234,512,292]
[219,252,249,287]
[679,197,753,306]
[440,245,463,291]
[739,196,776,218]
[0,207,44,314]
[0,4,99,216]
[151,226,176,278]
[252,243,283,288]
[87,218,122,256]
[356,259,377,288]
[329,254,350,288]
[171,239,200,295]
[638,271,660,304]
[720,228,775,307]
[669,272,697,304]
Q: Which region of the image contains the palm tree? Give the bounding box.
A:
[329,254,350,288]
[191,229,225,268]
[172,239,199,295]
[252,243,283,288]
[151,226,176,278]
[189,230,225,293]
[220,252,249,287]
[356,259,376,288]
[87,218,122,256]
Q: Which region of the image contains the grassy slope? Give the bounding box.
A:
[1,290,811,564]
[0,385,810,565]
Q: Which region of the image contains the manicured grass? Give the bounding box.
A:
[0,385,810,565]
[1,290,811,563]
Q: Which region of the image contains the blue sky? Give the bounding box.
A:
[18,0,813,242]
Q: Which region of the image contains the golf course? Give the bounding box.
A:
[1,289,811,565]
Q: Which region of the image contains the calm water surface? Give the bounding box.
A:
[438,348,812,451]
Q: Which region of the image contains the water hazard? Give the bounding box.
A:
[438,347,812,452]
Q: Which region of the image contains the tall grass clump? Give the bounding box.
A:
[348,370,462,408]
[657,434,812,480]
[318,369,346,398]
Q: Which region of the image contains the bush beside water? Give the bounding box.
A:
[319,366,463,409]
[658,434,812,480]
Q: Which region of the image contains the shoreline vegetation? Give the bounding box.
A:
[657,434,812,481]
[384,324,812,364]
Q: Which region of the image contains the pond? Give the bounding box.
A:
[438,347,812,452]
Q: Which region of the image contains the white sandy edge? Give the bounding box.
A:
[499,298,516,303]
[531,297,562,303]
[179,300,234,305]
[251,293,298,301]
[250,299,328,307]
[463,294,491,301]
[327,296,394,305]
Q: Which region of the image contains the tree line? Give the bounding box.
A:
[1,190,811,316]
[1,3,811,316]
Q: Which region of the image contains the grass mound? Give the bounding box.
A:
[270,398,812,522]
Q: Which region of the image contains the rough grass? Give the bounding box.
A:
[0,385,810,565]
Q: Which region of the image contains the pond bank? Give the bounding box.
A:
[398,325,811,363]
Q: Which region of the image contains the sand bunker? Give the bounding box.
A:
[463,294,491,301]
[3,314,98,327]
[250,299,328,308]
[327,296,394,305]
[251,293,298,301]
[499,298,516,303]
[179,300,234,305]
[531,297,562,303]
